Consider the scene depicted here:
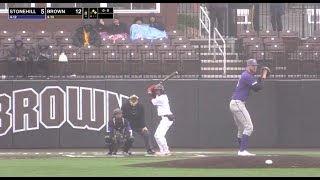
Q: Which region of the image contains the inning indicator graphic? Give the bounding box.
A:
[9,8,114,20]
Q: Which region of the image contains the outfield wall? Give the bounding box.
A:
[0,79,319,149]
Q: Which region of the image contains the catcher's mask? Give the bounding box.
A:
[129,94,139,106]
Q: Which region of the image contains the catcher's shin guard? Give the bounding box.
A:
[123,136,134,152]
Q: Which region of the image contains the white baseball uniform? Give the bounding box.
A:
[151,94,173,153]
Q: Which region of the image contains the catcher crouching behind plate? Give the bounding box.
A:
[105,108,134,156]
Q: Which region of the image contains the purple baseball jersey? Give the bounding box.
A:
[231,70,257,102]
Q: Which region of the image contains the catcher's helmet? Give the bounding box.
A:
[113,108,123,115]
[154,84,164,91]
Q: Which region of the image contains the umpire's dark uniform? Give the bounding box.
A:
[121,99,155,154]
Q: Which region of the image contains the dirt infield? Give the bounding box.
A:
[0,149,217,159]
[129,155,320,168]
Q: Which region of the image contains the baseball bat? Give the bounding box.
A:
[160,71,179,84]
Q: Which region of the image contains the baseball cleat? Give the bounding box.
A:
[147,150,156,155]
[238,150,256,156]
[156,151,172,157]
[122,151,132,156]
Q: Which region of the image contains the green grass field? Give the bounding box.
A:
[1,149,320,177]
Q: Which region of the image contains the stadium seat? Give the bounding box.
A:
[16,30,33,38]
[172,36,190,47]
[237,30,256,39]
[167,30,182,39]
[176,44,195,51]
[62,47,85,75]
[48,46,61,76]
[85,52,104,76]
[280,30,299,38]
[101,38,114,46]
[259,30,278,39]
[81,45,100,56]
[62,45,80,54]
[179,51,200,76]
[157,44,174,53]
[142,51,161,75]
[54,30,71,46]
[137,44,156,53]
[287,52,302,76]
[0,31,14,45]
[115,38,130,46]
[101,44,118,56]
[266,44,286,52]
[304,37,320,46]
[0,51,8,76]
[243,37,262,46]
[249,51,266,64]
[248,43,264,53]
[60,37,73,48]
[266,44,286,67]
[35,30,53,41]
[1,37,14,49]
[132,38,150,46]
[152,37,170,47]
[298,44,314,52]
[263,37,283,46]
[280,30,300,52]
[313,45,320,53]
[123,51,143,75]
[161,51,179,75]
[119,44,137,52]
[104,52,123,75]
[301,52,318,75]
[23,37,36,48]
[313,31,320,38]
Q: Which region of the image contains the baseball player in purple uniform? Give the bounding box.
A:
[230,59,270,156]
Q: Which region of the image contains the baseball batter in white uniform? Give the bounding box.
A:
[147,83,175,156]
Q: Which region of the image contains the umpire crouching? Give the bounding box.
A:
[121,94,156,155]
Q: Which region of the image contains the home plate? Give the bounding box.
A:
[145,154,157,157]
[196,154,208,157]
[105,154,125,158]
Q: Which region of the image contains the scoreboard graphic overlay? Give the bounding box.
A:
[9,7,114,20]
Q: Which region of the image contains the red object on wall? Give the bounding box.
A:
[194,3,197,13]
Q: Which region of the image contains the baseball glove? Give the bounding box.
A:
[261,66,271,77]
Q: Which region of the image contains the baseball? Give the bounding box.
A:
[265,160,273,164]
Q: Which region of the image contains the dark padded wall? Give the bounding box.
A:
[0,80,319,148]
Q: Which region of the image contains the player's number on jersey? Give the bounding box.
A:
[76,9,82,14]
[41,9,45,14]
[236,77,241,87]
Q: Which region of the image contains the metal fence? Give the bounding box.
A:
[177,3,320,39]
[1,45,320,80]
